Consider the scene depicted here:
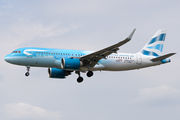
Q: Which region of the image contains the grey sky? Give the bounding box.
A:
[0,0,180,120]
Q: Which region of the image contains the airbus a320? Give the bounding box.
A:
[4,29,176,83]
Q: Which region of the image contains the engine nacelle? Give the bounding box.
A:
[61,58,83,69]
[48,68,71,79]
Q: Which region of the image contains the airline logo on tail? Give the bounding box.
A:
[141,30,166,57]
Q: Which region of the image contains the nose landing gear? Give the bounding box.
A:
[25,66,30,76]
[25,72,29,76]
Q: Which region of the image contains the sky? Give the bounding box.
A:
[0,0,180,120]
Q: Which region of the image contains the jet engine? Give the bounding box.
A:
[61,58,83,69]
[48,68,71,78]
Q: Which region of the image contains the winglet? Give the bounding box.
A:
[127,28,136,40]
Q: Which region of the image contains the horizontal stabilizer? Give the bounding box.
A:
[151,53,176,62]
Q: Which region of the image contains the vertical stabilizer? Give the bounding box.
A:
[139,29,166,57]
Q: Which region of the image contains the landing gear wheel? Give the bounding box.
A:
[25,72,30,76]
[87,71,93,77]
[77,77,83,83]
[25,66,30,77]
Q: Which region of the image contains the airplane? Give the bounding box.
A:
[4,29,176,83]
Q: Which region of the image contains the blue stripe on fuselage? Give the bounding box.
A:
[13,47,91,58]
[6,47,92,67]
[6,47,136,69]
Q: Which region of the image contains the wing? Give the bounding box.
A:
[80,29,136,67]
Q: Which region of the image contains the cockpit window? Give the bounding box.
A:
[11,51,17,53]
[11,51,21,53]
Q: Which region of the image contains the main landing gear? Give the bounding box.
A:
[75,71,94,83]
[25,66,30,76]
[77,77,83,83]
[87,71,93,77]
[75,71,83,83]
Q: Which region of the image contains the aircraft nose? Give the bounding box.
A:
[4,55,13,63]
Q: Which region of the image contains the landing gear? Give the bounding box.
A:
[87,71,93,77]
[75,71,83,83]
[75,71,94,83]
[25,66,30,77]
[77,77,83,83]
[25,72,30,76]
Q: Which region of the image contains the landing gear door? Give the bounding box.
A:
[136,54,142,65]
